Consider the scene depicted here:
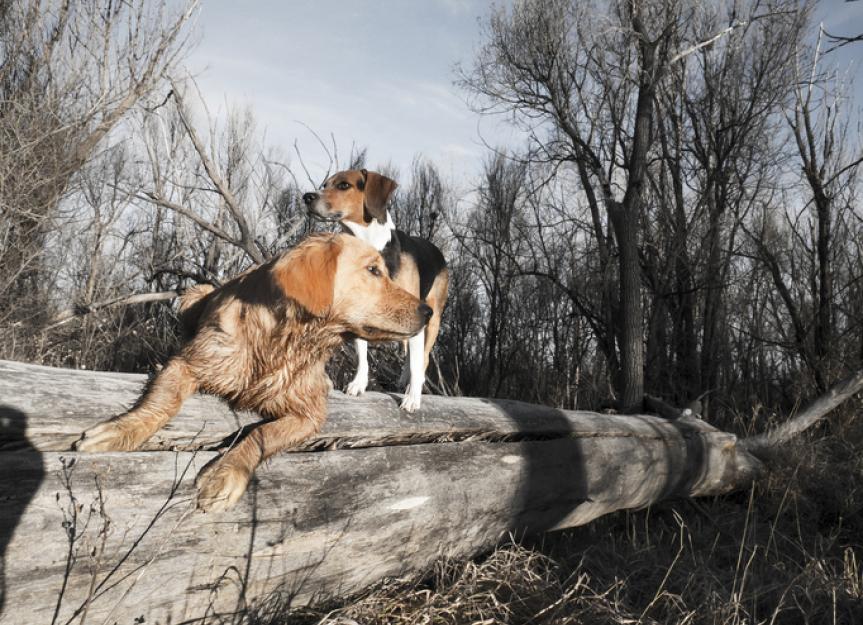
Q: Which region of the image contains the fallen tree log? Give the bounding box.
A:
[0,360,853,624]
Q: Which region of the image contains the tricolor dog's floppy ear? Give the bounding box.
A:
[360,169,398,223]
[273,235,342,317]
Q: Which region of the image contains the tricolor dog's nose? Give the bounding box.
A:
[302,192,319,206]
[418,303,433,323]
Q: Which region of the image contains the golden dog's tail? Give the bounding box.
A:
[179,284,215,338]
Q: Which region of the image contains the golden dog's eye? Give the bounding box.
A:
[367,265,382,277]
[337,181,351,190]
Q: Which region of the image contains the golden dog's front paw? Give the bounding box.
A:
[196,460,250,512]
[75,421,139,452]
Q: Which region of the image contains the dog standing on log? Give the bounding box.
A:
[303,169,448,412]
[75,234,432,511]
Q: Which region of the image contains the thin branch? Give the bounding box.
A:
[136,191,238,247]
[169,79,265,264]
[823,29,863,55]
[669,21,743,65]
[45,291,180,330]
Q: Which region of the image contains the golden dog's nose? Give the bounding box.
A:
[302,192,319,205]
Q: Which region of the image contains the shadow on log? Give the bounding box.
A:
[0,360,857,623]
[0,404,43,617]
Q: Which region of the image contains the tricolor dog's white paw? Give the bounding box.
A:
[345,374,368,397]
[400,385,423,413]
[196,461,250,513]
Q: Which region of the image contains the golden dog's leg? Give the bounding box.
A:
[75,357,199,452]
[196,414,322,512]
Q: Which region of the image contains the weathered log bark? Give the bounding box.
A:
[0,359,779,623]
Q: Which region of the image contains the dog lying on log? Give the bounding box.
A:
[75,233,431,511]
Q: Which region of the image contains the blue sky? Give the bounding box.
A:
[187,0,863,187]
[187,0,512,186]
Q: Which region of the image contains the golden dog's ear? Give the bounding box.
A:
[361,169,398,223]
[273,236,342,316]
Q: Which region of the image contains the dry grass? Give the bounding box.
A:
[236,404,863,625]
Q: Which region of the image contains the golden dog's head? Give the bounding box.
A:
[302,169,397,226]
[272,234,430,339]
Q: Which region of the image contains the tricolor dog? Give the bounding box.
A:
[303,169,448,411]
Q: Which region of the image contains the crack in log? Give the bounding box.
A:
[81,426,716,454]
[0,423,721,454]
[291,428,720,453]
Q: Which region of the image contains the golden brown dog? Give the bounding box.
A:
[303,169,448,411]
[75,234,431,511]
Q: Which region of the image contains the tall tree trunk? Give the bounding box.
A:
[611,6,660,413]
[610,199,645,413]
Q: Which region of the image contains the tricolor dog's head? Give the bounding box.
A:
[274,233,430,339]
[303,169,398,227]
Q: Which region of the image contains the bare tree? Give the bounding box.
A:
[451,154,527,396]
[134,78,314,283]
[391,157,448,242]
[458,0,820,413]
[0,0,198,312]
[459,0,703,411]
[744,28,863,392]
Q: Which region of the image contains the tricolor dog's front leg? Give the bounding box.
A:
[345,338,369,396]
[400,329,426,412]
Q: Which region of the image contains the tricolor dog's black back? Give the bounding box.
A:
[382,230,447,300]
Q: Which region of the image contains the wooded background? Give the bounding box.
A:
[2,1,863,623]
[1,0,861,422]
